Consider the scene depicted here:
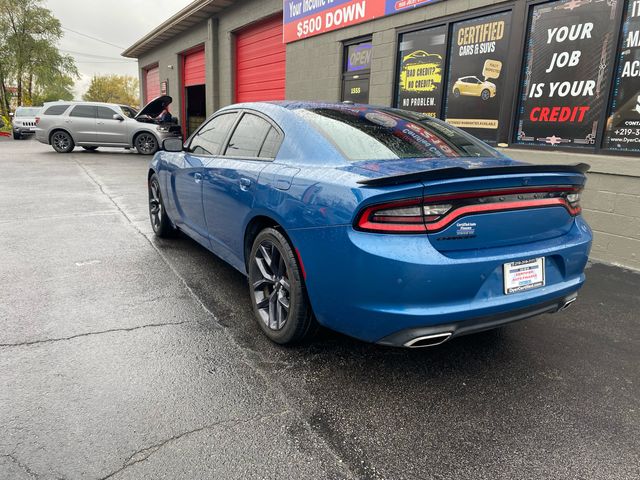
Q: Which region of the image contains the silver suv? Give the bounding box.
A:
[35,95,181,155]
[12,106,42,140]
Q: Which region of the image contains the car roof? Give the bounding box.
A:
[42,101,124,108]
[221,100,394,112]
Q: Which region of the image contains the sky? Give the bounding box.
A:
[45,0,194,99]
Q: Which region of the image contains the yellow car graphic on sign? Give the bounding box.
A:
[452,76,496,101]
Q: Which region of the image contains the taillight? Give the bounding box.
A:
[355,186,583,234]
[35,116,40,125]
[357,198,427,232]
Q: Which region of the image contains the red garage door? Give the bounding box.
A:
[183,48,205,86]
[144,66,160,104]
[235,15,285,103]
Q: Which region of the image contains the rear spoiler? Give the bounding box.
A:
[357,163,591,187]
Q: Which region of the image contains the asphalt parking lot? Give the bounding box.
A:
[1,137,638,480]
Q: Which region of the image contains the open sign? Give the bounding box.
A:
[347,42,372,72]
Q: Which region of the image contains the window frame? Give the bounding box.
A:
[509,0,626,155]
[393,4,520,145]
[341,36,373,104]
[220,109,284,162]
[185,110,240,157]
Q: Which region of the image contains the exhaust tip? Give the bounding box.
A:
[559,294,578,312]
[404,332,452,348]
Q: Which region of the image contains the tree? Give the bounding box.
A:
[0,0,77,115]
[31,74,75,105]
[83,75,139,106]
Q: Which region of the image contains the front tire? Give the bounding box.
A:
[51,131,74,153]
[453,88,461,97]
[12,131,21,140]
[481,89,491,101]
[135,133,158,155]
[248,228,317,345]
[148,173,175,238]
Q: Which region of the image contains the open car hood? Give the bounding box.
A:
[135,95,172,119]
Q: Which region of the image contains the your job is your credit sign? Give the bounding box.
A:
[283,0,443,44]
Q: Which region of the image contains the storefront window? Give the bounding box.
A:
[342,40,371,103]
[443,11,512,143]
[395,25,448,118]
[515,0,617,147]
[604,0,640,152]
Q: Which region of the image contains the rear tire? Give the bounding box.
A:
[82,146,98,151]
[248,228,317,345]
[148,173,175,238]
[51,131,74,153]
[135,132,158,155]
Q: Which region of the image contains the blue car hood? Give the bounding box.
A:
[341,157,528,179]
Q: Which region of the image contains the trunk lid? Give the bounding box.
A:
[350,158,588,252]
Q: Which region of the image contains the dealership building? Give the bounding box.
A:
[122,0,640,270]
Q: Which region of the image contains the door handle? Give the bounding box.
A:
[194,172,203,183]
[239,177,251,191]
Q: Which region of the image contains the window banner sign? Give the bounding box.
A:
[283,0,444,44]
[444,11,513,142]
[515,0,617,147]
[396,25,447,117]
[604,0,640,151]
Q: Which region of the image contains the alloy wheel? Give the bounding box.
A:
[149,178,162,230]
[136,134,157,154]
[52,132,70,151]
[251,240,291,331]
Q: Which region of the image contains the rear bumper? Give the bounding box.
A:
[34,129,48,144]
[377,292,577,347]
[289,216,592,344]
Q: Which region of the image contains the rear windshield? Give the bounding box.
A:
[15,107,41,117]
[293,107,499,161]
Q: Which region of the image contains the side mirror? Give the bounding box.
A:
[113,114,124,121]
[162,137,184,152]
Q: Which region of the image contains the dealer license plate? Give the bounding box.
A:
[503,257,545,294]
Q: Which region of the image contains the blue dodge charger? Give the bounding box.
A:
[148,102,592,347]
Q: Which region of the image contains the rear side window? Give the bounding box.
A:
[259,128,282,159]
[224,113,272,158]
[43,105,69,116]
[70,105,96,118]
[294,107,500,161]
[190,113,237,155]
[97,106,118,119]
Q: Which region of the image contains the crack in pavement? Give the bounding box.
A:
[1,453,41,479]
[0,321,188,348]
[76,160,359,480]
[98,410,290,480]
